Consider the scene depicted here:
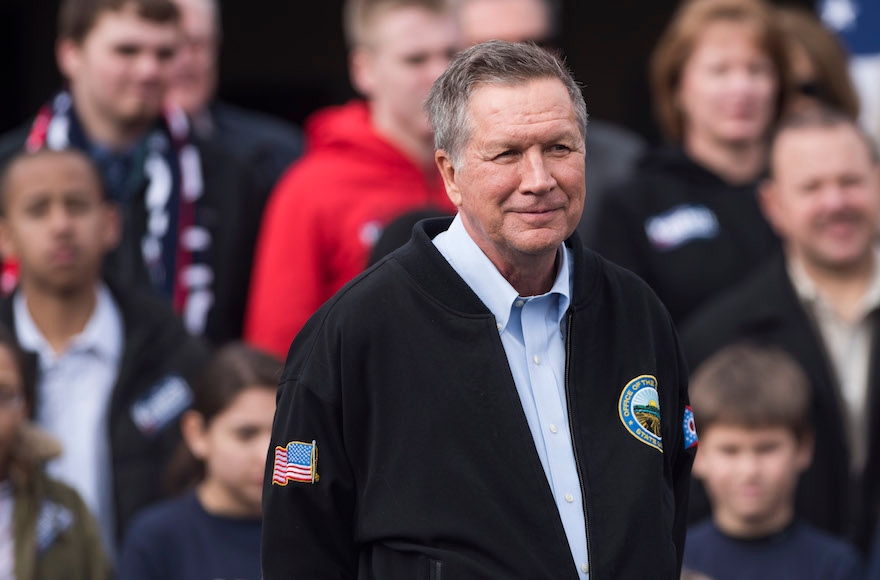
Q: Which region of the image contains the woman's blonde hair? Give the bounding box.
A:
[650,0,790,143]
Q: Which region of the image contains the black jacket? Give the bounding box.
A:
[202,101,303,195]
[0,283,210,541]
[680,253,880,550]
[592,147,779,326]
[263,218,695,579]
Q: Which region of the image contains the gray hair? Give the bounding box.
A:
[425,40,587,168]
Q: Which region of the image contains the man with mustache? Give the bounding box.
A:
[682,107,880,550]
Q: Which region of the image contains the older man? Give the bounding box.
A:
[262,41,695,579]
[456,0,646,242]
[682,107,880,549]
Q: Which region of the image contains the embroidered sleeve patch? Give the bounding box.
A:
[618,375,663,452]
[273,440,319,485]
[683,406,699,450]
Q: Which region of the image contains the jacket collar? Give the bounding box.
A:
[394,217,600,315]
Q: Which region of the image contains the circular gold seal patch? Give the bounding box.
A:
[618,375,663,452]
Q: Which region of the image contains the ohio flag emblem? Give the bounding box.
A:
[273,440,319,485]
[683,406,699,450]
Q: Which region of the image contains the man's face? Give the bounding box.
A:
[351,6,459,140]
[0,153,119,296]
[761,125,880,274]
[167,0,218,115]
[458,0,552,47]
[58,4,181,130]
[436,78,585,273]
[693,424,811,535]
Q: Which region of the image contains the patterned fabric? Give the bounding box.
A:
[23,92,215,336]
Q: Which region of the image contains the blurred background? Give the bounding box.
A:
[0,0,816,143]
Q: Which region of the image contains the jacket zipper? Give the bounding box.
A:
[428,559,442,580]
[564,311,592,577]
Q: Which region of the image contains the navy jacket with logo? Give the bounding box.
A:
[591,146,779,325]
[0,282,210,542]
[262,218,696,579]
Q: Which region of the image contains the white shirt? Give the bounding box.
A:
[788,250,880,474]
[434,215,590,579]
[14,284,123,559]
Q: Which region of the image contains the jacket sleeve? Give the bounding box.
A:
[262,377,358,580]
[668,327,697,576]
[244,171,329,359]
[45,479,112,580]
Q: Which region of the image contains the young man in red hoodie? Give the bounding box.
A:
[245,0,459,358]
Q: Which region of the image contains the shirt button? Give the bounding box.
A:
[582,563,589,573]
[514,300,524,308]
[565,493,574,503]
[496,323,503,331]
[533,355,541,365]
[549,423,558,434]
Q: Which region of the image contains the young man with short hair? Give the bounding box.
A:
[0,0,259,344]
[245,0,460,357]
[0,148,209,557]
[685,343,863,579]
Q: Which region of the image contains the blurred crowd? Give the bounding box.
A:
[0,0,879,578]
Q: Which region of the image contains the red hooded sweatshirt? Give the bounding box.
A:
[245,101,454,357]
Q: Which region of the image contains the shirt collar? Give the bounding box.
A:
[14,283,123,364]
[788,246,880,321]
[433,214,572,332]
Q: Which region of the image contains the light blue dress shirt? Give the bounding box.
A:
[433,215,590,579]
[15,283,123,561]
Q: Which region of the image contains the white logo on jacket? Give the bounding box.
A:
[644,204,719,251]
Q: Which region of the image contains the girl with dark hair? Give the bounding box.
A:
[118,343,282,580]
[0,322,109,579]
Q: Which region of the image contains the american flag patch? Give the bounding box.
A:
[273,440,319,485]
